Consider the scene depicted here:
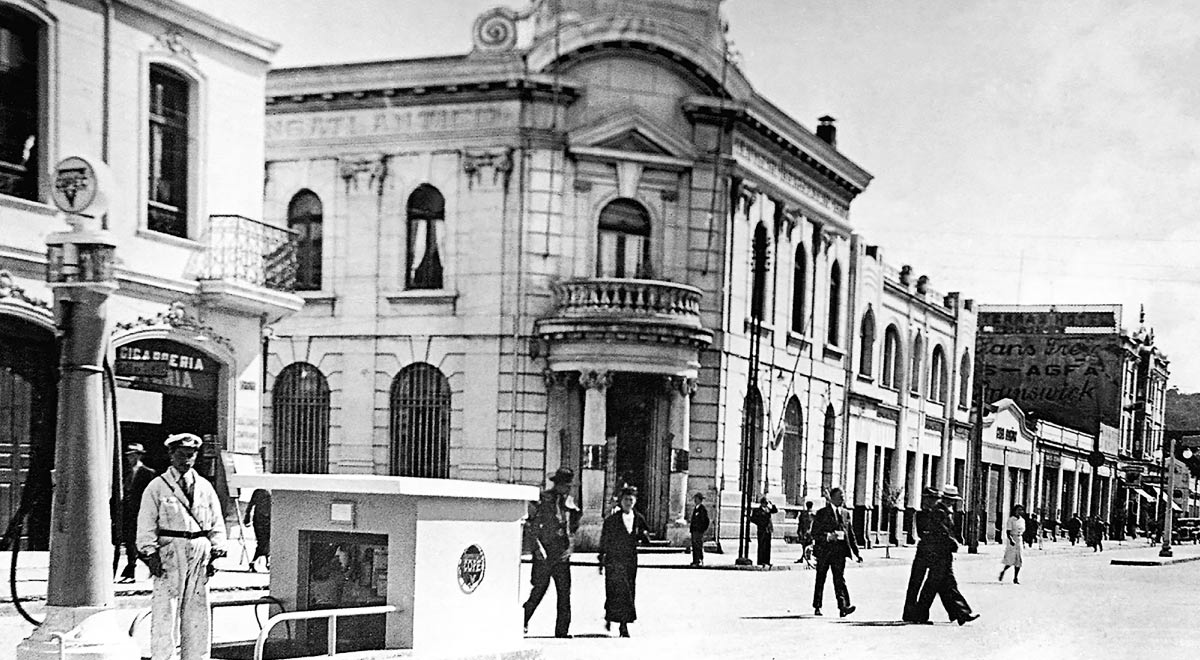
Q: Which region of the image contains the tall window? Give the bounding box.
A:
[858,308,875,377]
[272,363,330,474]
[782,397,803,504]
[750,222,769,320]
[0,7,40,201]
[883,325,903,389]
[791,246,807,333]
[821,405,836,493]
[930,345,948,403]
[910,333,924,393]
[148,64,190,238]
[406,184,445,289]
[741,387,763,491]
[288,190,323,291]
[389,363,451,478]
[597,198,651,278]
[827,260,842,345]
[959,351,972,407]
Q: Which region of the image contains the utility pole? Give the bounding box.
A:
[967,364,986,554]
[18,157,137,659]
[1160,431,1175,557]
[736,222,769,566]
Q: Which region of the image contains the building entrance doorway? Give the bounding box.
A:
[0,316,57,550]
[115,338,221,473]
[606,373,667,536]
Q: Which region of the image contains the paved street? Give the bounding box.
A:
[1,539,1197,658]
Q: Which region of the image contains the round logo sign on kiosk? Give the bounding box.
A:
[457,544,486,593]
[51,155,112,218]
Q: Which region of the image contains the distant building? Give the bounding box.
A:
[259,0,975,548]
[976,304,1169,532]
[0,0,300,546]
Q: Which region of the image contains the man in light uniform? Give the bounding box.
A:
[137,433,226,660]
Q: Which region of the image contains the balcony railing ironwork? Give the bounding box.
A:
[198,214,297,292]
[553,278,704,327]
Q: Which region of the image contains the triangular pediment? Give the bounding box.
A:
[571,107,696,160]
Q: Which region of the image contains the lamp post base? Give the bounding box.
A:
[1159,546,1174,558]
[16,606,140,659]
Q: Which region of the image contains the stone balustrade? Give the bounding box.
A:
[553,278,704,327]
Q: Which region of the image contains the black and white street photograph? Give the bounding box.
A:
[1,1,1199,658]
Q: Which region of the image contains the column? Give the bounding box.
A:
[579,369,611,518]
[543,370,574,475]
[1054,462,1065,520]
[999,454,1011,540]
[667,376,697,531]
[1082,468,1093,518]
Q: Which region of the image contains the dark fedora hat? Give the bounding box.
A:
[619,485,639,497]
[549,467,575,484]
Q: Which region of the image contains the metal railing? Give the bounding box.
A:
[253,604,397,660]
[198,214,298,293]
[553,278,704,327]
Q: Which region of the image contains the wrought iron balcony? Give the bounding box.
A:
[197,215,298,293]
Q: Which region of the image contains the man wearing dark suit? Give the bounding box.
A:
[522,467,582,638]
[902,487,942,623]
[115,443,157,582]
[810,487,862,617]
[687,493,710,567]
[916,486,978,625]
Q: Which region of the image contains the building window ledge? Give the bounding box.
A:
[857,374,874,384]
[136,228,203,250]
[297,290,338,304]
[823,344,845,361]
[386,289,459,306]
[0,194,57,217]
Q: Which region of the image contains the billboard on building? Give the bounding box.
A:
[977,306,1124,434]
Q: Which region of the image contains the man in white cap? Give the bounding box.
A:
[137,433,227,660]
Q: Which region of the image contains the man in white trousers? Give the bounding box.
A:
[137,432,227,660]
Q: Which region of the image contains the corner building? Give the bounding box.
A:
[262,0,975,548]
[0,0,300,546]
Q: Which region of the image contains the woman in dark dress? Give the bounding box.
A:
[598,485,651,637]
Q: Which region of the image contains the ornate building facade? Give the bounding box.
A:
[0,0,300,545]
[261,0,976,548]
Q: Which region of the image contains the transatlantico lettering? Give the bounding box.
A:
[266,104,515,142]
[732,137,849,219]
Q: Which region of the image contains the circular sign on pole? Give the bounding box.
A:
[1087,450,1106,469]
[52,156,112,217]
[457,544,486,593]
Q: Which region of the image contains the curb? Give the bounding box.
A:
[1110,554,1200,567]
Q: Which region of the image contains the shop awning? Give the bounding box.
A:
[1134,488,1155,503]
[1171,501,1184,512]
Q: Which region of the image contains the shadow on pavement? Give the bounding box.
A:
[740,614,810,620]
[834,620,933,627]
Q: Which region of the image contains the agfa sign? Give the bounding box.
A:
[51,156,112,217]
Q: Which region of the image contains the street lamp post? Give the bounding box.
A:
[1160,433,1177,558]
[17,157,137,659]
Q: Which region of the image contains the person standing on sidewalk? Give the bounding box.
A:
[522,467,582,638]
[793,501,815,568]
[599,486,651,637]
[999,504,1025,584]
[811,487,862,617]
[116,443,157,583]
[1066,512,1082,545]
[1023,512,1039,548]
[914,486,978,626]
[687,492,709,567]
[750,496,778,567]
[243,488,272,572]
[136,433,227,660]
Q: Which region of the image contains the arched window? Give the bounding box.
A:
[791,246,807,334]
[910,333,924,394]
[0,6,43,201]
[389,363,451,478]
[821,405,836,493]
[148,64,193,238]
[597,198,651,278]
[883,325,903,389]
[272,363,330,474]
[406,184,445,289]
[288,190,323,291]
[827,261,842,345]
[960,351,972,406]
[750,222,769,320]
[782,397,803,504]
[859,307,875,377]
[741,387,764,492]
[930,345,948,403]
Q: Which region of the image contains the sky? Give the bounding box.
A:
[182,0,1200,389]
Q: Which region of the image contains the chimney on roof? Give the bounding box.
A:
[816,116,837,148]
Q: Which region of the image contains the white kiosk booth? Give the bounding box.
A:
[228,474,538,659]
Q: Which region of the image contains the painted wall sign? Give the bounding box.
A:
[976,333,1123,434]
[266,102,517,143]
[457,544,486,594]
[117,339,218,399]
[978,308,1120,335]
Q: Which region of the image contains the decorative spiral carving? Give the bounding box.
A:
[473,7,519,52]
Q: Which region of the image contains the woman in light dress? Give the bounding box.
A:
[999,504,1026,584]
